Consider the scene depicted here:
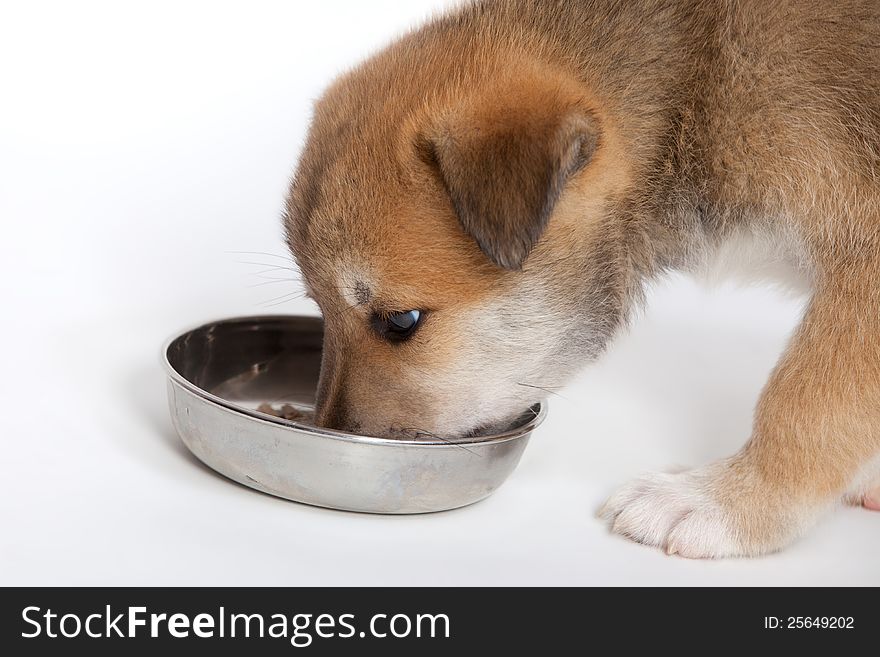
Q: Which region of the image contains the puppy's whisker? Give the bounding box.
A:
[260,289,308,303]
[252,268,302,278]
[247,278,302,288]
[235,260,300,272]
[250,273,300,282]
[244,263,300,273]
[258,291,310,307]
[396,427,482,457]
[227,250,295,262]
[516,381,571,402]
[259,297,311,308]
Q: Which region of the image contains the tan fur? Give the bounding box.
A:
[285,0,880,557]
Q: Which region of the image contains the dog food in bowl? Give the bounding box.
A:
[256,402,312,422]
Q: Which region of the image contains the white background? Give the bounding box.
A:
[1,0,877,586]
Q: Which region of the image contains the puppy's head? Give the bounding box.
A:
[286,51,632,438]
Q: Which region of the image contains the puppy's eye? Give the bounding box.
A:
[372,310,423,342]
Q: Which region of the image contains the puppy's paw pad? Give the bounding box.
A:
[600,469,740,559]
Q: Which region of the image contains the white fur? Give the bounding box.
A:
[694,221,814,293]
[845,452,880,505]
[423,278,570,434]
[598,466,742,558]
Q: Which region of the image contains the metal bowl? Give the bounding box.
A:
[163,315,546,514]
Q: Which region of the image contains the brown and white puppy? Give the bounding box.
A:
[284,0,880,557]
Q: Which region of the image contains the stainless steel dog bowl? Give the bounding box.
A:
[163,315,546,514]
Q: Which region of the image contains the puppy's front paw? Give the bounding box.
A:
[598,465,750,559]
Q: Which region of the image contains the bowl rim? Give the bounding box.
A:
[162,314,547,447]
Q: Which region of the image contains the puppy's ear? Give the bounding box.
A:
[420,89,599,270]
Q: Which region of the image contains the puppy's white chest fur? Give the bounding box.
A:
[695,223,814,293]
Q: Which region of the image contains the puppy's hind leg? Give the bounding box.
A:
[601,265,880,557]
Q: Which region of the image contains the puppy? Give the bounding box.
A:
[284,0,880,557]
